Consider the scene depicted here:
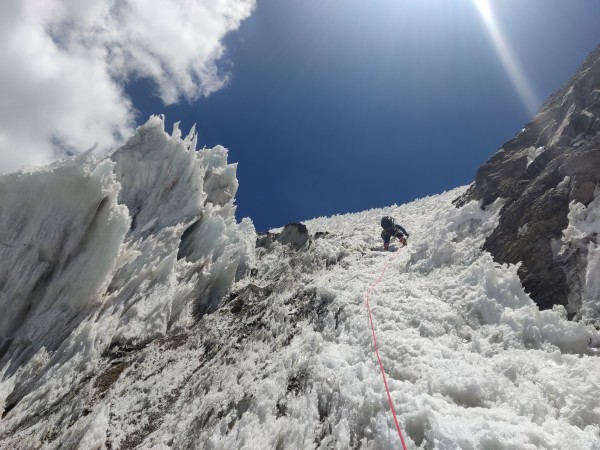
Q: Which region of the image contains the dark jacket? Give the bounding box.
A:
[381,224,409,244]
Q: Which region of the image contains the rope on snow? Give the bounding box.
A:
[364,241,408,450]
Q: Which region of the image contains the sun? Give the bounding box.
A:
[473,0,539,116]
[474,0,494,22]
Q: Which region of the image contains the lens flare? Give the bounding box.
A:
[474,0,539,116]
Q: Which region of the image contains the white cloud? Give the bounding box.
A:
[0,0,255,173]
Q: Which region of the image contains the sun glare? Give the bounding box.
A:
[473,0,539,116]
[474,0,493,22]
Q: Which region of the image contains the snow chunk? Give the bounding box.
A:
[557,187,600,323]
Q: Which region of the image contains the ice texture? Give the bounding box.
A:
[0,116,255,447]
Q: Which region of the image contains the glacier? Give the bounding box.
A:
[1,116,600,449]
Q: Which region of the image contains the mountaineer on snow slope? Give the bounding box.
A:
[380,216,409,250]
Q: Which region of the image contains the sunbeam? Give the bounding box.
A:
[474,0,540,116]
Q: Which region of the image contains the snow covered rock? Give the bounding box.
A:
[555,187,600,323]
[277,222,310,250]
[457,44,600,316]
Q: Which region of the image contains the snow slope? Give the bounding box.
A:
[1,119,600,449]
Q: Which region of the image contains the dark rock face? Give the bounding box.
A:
[256,222,311,251]
[457,44,600,314]
[277,222,310,249]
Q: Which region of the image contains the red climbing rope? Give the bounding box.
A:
[365,242,408,450]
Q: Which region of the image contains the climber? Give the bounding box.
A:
[380,216,409,250]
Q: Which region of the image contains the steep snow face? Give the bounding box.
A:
[0,116,255,438]
[2,175,599,449]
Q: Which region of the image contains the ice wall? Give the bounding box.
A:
[0,152,129,373]
[104,116,254,344]
[0,116,255,414]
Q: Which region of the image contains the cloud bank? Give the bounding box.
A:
[0,0,255,173]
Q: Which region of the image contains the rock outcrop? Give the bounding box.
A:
[457,44,600,316]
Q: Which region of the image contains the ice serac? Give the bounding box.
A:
[105,116,254,343]
[0,152,130,373]
[457,44,600,318]
[0,116,255,431]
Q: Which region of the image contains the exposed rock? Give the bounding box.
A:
[256,222,312,251]
[277,222,310,249]
[255,231,277,250]
[456,44,600,314]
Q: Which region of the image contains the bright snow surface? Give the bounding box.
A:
[1,118,600,449]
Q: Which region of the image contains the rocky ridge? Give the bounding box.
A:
[457,44,600,319]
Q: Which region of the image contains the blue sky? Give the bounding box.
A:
[11,0,597,233]
[168,0,597,232]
